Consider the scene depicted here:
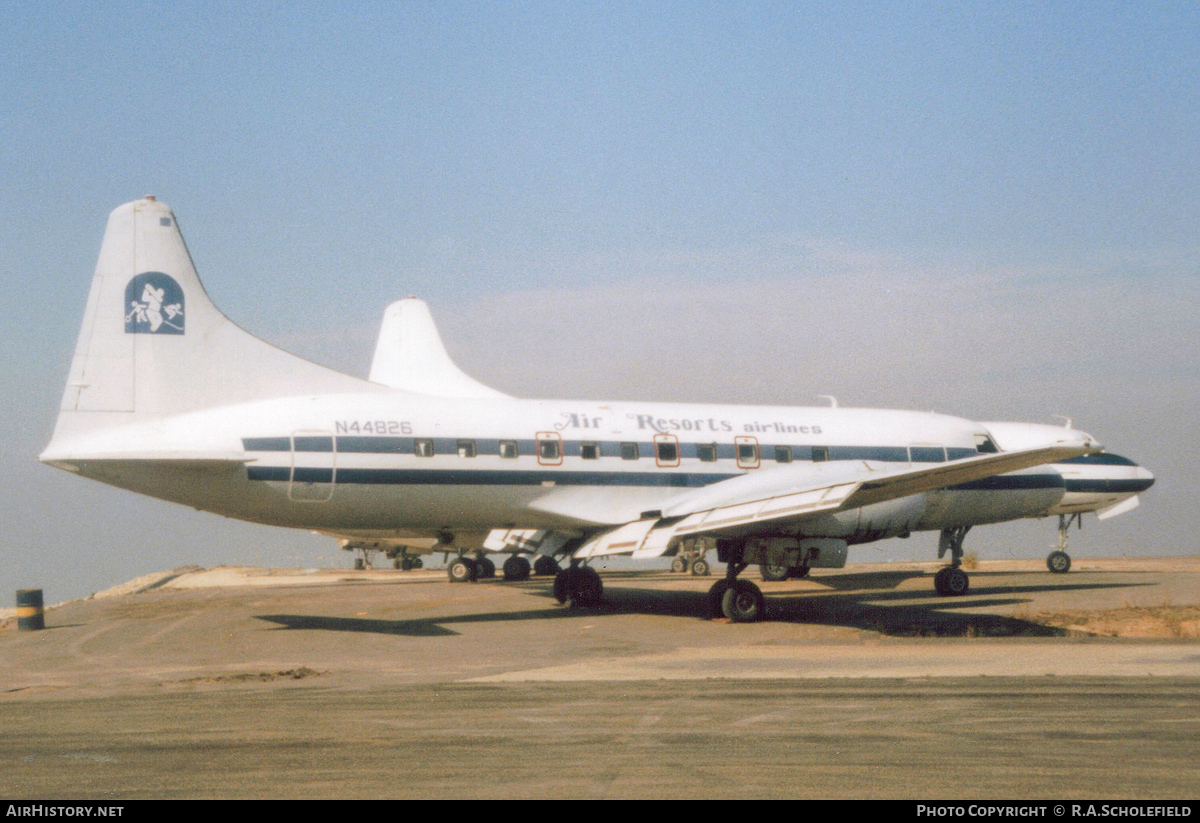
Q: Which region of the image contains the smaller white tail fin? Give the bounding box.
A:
[369,298,509,398]
[49,198,384,444]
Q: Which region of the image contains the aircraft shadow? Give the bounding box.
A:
[256,605,585,638]
[254,573,1153,640]
[604,575,1153,638]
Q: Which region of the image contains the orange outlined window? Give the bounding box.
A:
[536,432,563,466]
[654,434,680,467]
[735,436,760,469]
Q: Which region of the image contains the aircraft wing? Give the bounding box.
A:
[575,443,1096,559]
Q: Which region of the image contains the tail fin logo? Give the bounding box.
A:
[124,272,185,334]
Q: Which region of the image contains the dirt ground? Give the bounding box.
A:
[2,558,1198,798]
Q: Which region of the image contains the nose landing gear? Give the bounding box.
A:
[935,526,972,597]
[1047,514,1080,574]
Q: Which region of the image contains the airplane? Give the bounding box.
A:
[40,197,1155,622]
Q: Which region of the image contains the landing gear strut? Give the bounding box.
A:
[934,526,971,597]
[708,540,765,622]
[1048,514,1079,574]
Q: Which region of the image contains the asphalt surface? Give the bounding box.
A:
[2,559,1198,799]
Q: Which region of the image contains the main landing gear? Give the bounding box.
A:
[707,540,766,622]
[553,562,603,607]
[502,555,532,581]
[934,526,971,597]
[760,562,809,582]
[533,555,561,577]
[446,553,495,583]
[670,541,712,576]
[1047,514,1079,574]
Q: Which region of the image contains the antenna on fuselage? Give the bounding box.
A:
[1051,415,1074,428]
[818,395,839,408]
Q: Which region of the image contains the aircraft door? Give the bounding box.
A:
[289,431,336,502]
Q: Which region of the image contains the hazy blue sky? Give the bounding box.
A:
[2,2,1197,604]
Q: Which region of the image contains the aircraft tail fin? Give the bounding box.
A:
[369,297,509,398]
[49,197,382,443]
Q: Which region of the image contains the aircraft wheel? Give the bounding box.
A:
[354,558,365,570]
[788,565,810,579]
[534,556,560,577]
[553,566,603,607]
[934,566,969,597]
[394,558,403,570]
[413,558,423,569]
[1047,551,1072,574]
[690,558,710,577]
[575,566,603,607]
[448,557,477,583]
[476,557,496,579]
[671,557,687,573]
[706,580,731,618]
[760,564,788,582]
[503,555,531,581]
[721,580,765,623]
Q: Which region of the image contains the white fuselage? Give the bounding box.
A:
[42,393,1153,548]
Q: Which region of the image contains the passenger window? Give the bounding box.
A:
[539,439,561,460]
[737,443,758,463]
[621,442,639,461]
[696,443,717,462]
[580,442,600,460]
[414,438,434,458]
[775,445,793,464]
[656,441,678,463]
[499,440,518,459]
[457,439,476,458]
[812,446,828,462]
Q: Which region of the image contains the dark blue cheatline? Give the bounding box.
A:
[243,436,981,464]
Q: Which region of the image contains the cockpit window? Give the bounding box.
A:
[975,434,999,454]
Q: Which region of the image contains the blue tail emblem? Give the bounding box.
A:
[125,272,185,334]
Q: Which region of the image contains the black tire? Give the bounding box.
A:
[760,564,788,582]
[788,564,810,579]
[553,566,601,606]
[552,568,573,604]
[575,566,603,607]
[934,566,969,597]
[670,557,687,573]
[1047,551,1071,574]
[413,558,423,569]
[706,580,731,618]
[534,556,560,577]
[721,580,765,622]
[354,558,364,570]
[448,557,477,583]
[474,557,496,579]
[503,555,531,581]
[690,558,710,577]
